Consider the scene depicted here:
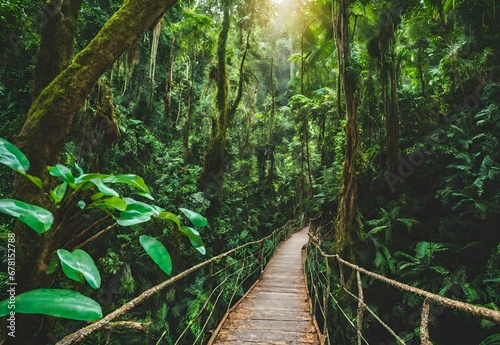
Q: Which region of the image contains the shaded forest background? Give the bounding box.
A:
[0,0,499,343]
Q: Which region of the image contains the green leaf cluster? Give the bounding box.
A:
[0,137,208,321]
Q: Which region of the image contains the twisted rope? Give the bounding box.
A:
[57,219,302,345]
[306,235,500,345]
[309,238,500,323]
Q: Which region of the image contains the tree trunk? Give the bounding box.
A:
[185,37,198,163]
[379,21,400,183]
[304,115,313,197]
[300,27,313,199]
[334,0,360,260]
[386,36,400,178]
[32,0,84,100]
[199,0,230,193]
[269,58,275,144]
[165,35,175,121]
[12,1,178,343]
[199,0,252,195]
[417,43,426,98]
[268,58,276,189]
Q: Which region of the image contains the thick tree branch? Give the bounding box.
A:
[14,0,178,290]
[103,321,150,333]
[11,2,178,343]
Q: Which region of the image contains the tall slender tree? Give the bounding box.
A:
[32,0,84,100]
[334,0,360,259]
[199,0,253,198]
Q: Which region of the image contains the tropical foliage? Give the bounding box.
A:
[0,0,499,343]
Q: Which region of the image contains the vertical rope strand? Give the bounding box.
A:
[420,297,431,345]
[356,271,364,345]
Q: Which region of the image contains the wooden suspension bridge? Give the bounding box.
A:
[208,226,319,344]
[57,218,500,345]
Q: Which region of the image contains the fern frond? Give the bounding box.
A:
[397,217,420,229]
[415,241,431,259]
[367,225,391,236]
[430,265,450,275]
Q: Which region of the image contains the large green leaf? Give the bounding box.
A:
[18,172,43,189]
[50,182,68,204]
[134,192,155,201]
[0,289,102,321]
[0,138,42,188]
[104,174,152,196]
[179,208,207,228]
[89,196,127,212]
[89,179,119,197]
[74,173,112,185]
[101,197,127,211]
[91,192,105,201]
[60,260,84,284]
[157,211,181,228]
[0,199,53,234]
[117,214,152,227]
[0,137,30,172]
[140,235,172,275]
[57,249,101,289]
[117,198,158,226]
[48,164,75,185]
[179,226,206,255]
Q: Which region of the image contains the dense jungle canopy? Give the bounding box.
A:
[0,0,499,343]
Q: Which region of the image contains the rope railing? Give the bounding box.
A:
[309,214,323,236]
[305,232,500,345]
[56,218,303,345]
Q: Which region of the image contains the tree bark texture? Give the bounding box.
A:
[199,0,231,193]
[199,0,251,193]
[334,0,360,260]
[165,36,176,121]
[32,0,84,100]
[381,24,400,179]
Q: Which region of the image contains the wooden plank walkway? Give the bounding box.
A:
[210,227,320,345]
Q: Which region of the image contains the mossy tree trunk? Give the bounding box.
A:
[32,0,84,100]
[199,0,230,196]
[185,35,198,163]
[268,57,276,190]
[199,0,251,198]
[334,0,360,260]
[11,1,178,343]
[165,35,176,122]
[299,26,314,203]
[380,21,401,180]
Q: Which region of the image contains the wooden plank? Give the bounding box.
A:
[216,329,319,343]
[217,340,314,345]
[211,227,320,345]
[223,319,317,331]
[229,309,311,321]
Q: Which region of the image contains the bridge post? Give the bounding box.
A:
[356,271,364,345]
[336,256,345,288]
[259,241,264,275]
[323,256,331,344]
[420,297,432,344]
[209,262,214,292]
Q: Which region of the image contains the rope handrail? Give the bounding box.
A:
[305,230,500,345]
[57,218,302,345]
[310,238,500,323]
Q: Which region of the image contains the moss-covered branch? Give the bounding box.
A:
[11,1,178,343]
